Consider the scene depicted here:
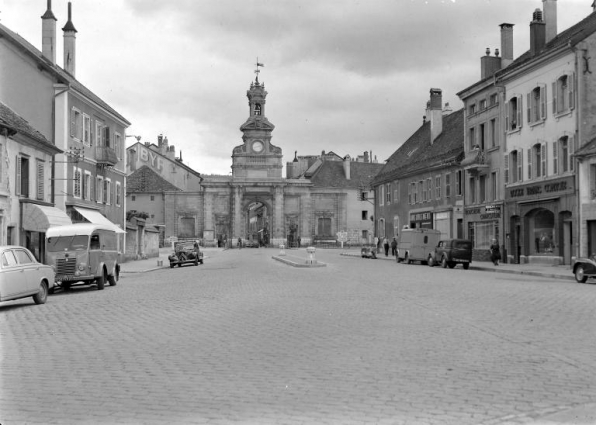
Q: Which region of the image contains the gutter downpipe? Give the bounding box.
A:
[52,85,70,205]
[573,41,581,260]
[493,68,509,262]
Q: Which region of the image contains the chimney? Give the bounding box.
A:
[481,47,502,79]
[41,0,57,64]
[442,102,453,115]
[429,89,443,144]
[530,9,546,56]
[343,155,351,180]
[593,1,596,12]
[163,136,169,154]
[543,0,557,43]
[62,2,77,76]
[500,23,514,68]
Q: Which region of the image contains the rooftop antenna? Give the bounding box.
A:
[254,57,264,83]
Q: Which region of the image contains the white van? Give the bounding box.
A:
[396,228,442,265]
[45,223,120,291]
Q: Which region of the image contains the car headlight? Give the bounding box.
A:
[78,263,86,271]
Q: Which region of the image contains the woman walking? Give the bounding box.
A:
[489,239,501,265]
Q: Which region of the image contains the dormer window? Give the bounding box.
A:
[254,103,262,116]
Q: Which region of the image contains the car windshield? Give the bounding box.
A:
[47,235,89,252]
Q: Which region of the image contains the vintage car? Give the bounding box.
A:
[427,239,473,269]
[0,246,55,305]
[572,256,596,283]
[361,246,377,259]
[169,242,204,268]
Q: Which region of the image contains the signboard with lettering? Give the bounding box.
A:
[465,204,502,220]
[508,177,574,200]
[138,146,165,172]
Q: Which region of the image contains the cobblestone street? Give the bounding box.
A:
[1,248,596,424]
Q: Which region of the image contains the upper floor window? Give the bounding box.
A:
[83,114,91,146]
[553,73,575,115]
[445,173,451,198]
[489,118,498,149]
[426,177,432,201]
[379,185,384,206]
[469,103,476,115]
[70,108,82,141]
[418,180,424,203]
[84,171,92,200]
[489,93,498,106]
[73,166,82,199]
[528,143,546,179]
[455,170,463,196]
[36,159,44,201]
[393,181,399,205]
[114,132,122,160]
[435,175,441,199]
[479,99,487,110]
[385,183,391,204]
[505,149,523,184]
[554,135,575,174]
[16,155,30,197]
[528,85,546,124]
[506,95,523,131]
[254,103,262,116]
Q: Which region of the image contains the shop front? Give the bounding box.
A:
[409,211,433,229]
[504,176,576,265]
[464,202,503,262]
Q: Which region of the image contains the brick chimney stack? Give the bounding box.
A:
[343,155,351,180]
[500,23,514,68]
[41,0,57,64]
[543,0,557,43]
[530,9,546,56]
[62,2,77,76]
[429,88,443,144]
[481,47,502,79]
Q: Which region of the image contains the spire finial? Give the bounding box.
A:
[254,57,264,83]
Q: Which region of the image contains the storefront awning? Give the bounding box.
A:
[73,207,126,233]
[22,203,72,233]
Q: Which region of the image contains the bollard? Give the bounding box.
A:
[157,260,163,267]
[306,246,316,264]
[279,244,286,256]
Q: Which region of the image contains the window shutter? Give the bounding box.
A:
[504,153,509,184]
[552,81,557,114]
[553,140,559,175]
[570,72,576,110]
[517,96,523,128]
[527,148,532,180]
[505,100,510,130]
[70,109,76,137]
[541,142,547,177]
[518,149,524,182]
[36,162,44,200]
[527,93,531,123]
[569,135,575,172]
[591,164,596,199]
[103,127,111,148]
[541,85,547,119]
[15,156,21,196]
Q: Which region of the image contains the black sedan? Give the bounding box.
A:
[572,256,596,283]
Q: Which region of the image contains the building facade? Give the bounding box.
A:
[0,1,130,253]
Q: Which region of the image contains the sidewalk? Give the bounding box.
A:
[120,247,223,273]
[340,250,576,282]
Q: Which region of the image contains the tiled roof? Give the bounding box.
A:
[501,11,596,77]
[309,161,384,189]
[126,166,182,193]
[0,101,60,151]
[373,109,464,184]
[0,22,130,125]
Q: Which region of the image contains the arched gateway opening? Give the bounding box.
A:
[245,201,270,247]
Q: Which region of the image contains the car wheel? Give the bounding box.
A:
[32,281,48,304]
[404,253,410,264]
[428,256,434,267]
[463,262,470,270]
[108,267,118,286]
[575,265,588,283]
[195,258,199,266]
[448,262,455,269]
[441,256,448,268]
[97,270,106,290]
[170,263,175,268]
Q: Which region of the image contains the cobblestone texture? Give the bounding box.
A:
[1,249,595,424]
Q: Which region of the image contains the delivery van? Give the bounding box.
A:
[396,228,442,265]
[46,223,120,291]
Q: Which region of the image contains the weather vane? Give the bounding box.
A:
[254,57,264,82]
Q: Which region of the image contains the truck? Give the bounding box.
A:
[395,228,442,265]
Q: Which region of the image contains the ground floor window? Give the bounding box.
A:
[468,221,499,249]
[434,211,451,239]
[530,209,554,254]
[318,217,331,236]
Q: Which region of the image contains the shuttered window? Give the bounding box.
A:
[36,160,44,200]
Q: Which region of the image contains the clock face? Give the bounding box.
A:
[252,141,264,153]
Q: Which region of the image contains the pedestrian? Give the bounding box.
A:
[238,237,242,249]
[297,236,301,248]
[383,237,389,257]
[489,238,501,265]
[391,237,397,256]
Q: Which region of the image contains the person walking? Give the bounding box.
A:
[489,238,501,265]
[383,237,389,257]
[237,237,242,249]
[391,237,397,256]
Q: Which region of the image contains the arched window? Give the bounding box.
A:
[254,104,262,116]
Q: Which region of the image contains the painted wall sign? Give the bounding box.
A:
[138,146,164,172]
[465,204,502,220]
[508,178,572,199]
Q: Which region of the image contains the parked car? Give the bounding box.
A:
[0,246,55,305]
[428,239,473,270]
[572,256,596,283]
[361,246,377,259]
[169,241,204,268]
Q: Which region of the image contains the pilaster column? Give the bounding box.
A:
[273,185,284,242]
[233,186,243,238]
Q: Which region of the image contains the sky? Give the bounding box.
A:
[0,0,593,175]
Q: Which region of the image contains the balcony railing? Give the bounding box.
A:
[96,146,118,166]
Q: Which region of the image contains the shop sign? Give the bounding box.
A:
[464,204,501,220]
[411,211,432,221]
[508,178,572,199]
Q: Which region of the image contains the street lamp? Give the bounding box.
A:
[126,135,141,142]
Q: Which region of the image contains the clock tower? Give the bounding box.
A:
[231,66,282,178]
